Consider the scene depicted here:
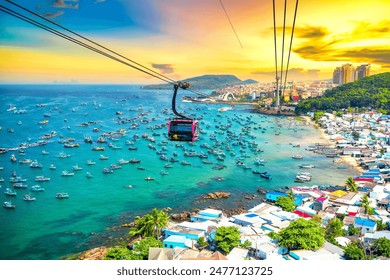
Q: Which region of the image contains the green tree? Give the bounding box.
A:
[214,226,241,254]
[276,218,325,250]
[373,237,390,258]
[104,247,138,260]
[376,220,388,231]
[197,237,208,248]
[129,208,169,238]
[132,237,163,259]
[344,243,365,260]
[345,177,358,192]
[325,218,345,244]
[360,195,372,214]
[275,196,295,212]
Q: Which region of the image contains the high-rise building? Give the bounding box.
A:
[333,67,342,84]
[356,64,371,79]
[341,63,355,84]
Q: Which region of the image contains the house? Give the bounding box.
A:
[353,217,377,234]
[256,242,280,260]
[265,191,303,206]
[148,248,175,260]
[312,197,330,211]
[363,230,390,246]
[289,242,344,260]
[163,235,193,249]
[227,247,249,260]
[190,208,223,222]
[232,212,266,227]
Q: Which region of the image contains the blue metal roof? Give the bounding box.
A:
[354,218,376,227]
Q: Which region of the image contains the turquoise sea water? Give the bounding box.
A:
[0,85,358,260]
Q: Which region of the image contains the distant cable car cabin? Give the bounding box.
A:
[168,82,199,142]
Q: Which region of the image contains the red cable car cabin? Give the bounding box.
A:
[168,119,199,142]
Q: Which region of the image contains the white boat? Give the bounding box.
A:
[72,164,83,171]
[160,170,169,175]
[218,106,233,112]
[118,159,129,165]
[99,155,108,160]
[56,192,69,199]
[3,201,16,208]
[292,155,303,159]
[86,160,96,165]
[49,164,57,170]
[61,170,74,176]
[86,172,93,178]
[299,164,315,169]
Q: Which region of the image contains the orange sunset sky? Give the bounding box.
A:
[0,0,389,84]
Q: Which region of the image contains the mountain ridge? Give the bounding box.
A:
[141,74,257,90]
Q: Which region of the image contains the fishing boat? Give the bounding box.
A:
[30,160,43,168]
[144,176,155,181]
[118,159,129,165]
[164,163,173,168]
[299,164,315,169]
[102,168,114,174]
[260,172,272,179]
[56,152,71,158]
[129,158,141,163]
[72,164,83,171]
[56,192,69,199]
[3,201,16,209]
[110,164,121,170]
[137,166,146,170]
[30,185,45,192]
[92,146,105,151]
[19,159,32,164]
[202,160,213,164]
[99,155,109,160]
[160,170,169,175]
[61,170,74,176]
[4,188,17,196]
[23,194,36,201]
[13,182,28,188]
[10,154,17,162]
[292,155,303,159]
[86,160,96,165]
[41,150,49,155]
[35,176,51,182]
[86,172,93,178]
[180,160,191,166]
[49,164,57,170]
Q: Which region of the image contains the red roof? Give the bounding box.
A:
[293,210,312,218]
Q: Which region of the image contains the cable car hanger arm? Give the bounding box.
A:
[172,82,190,119]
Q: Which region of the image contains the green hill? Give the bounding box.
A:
[295,72,390,115]
[141,74,257,90]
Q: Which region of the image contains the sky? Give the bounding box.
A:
[0,0,389,84]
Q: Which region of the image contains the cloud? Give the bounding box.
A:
[292,21,390,67]
[151,63,175,74]
[252,68,321,81]
[51,0,79,10]
[43,10,65,19]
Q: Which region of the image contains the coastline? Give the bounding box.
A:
[301,116,363,174]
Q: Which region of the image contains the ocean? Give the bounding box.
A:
[0,84,357,259]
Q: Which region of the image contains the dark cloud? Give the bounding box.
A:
[151,63,175,74]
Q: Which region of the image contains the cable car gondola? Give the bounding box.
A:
[168,82,199,142]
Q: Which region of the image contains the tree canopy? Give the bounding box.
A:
[275,218,325,250]
[344,243,365,260]
[295,72,390,115]
[275,196,295,212]
[104,237,162,260]
[214,226,241,254]
[129,208,170,238]
[345,177,358,193]
[325,218,345,244]
[374,237,390,258]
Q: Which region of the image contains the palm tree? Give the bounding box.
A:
[345,177,358,192]
[129,208,169,238]
[149,208,169,238]
[360,194,372,214]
